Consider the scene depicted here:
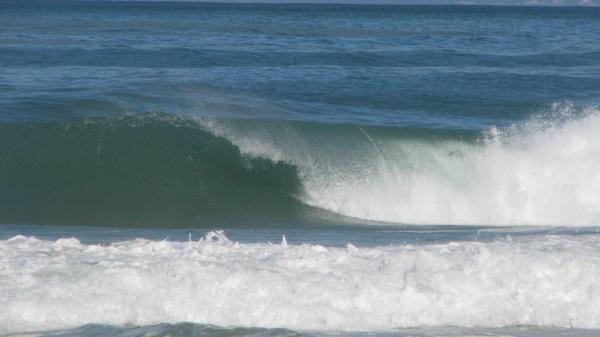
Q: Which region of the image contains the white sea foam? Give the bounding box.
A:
[199,104,600,225]
[1,232,600,334]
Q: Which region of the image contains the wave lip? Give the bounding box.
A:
[2,232,600,334]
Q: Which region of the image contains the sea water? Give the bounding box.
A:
[1,2,600,336]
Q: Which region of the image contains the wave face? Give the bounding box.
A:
[1,104,600,226]
[2,232,600,334]
[0,115,310,226]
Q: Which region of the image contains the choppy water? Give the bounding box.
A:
[1,1,600,336]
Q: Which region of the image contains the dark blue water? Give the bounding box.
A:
[2,2,600,126]
[2,2,600,336]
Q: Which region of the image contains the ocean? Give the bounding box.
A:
[1,1,600,336]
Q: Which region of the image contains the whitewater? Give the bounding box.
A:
[2,231,600,335]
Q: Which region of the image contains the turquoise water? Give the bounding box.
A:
[1,2,600,336]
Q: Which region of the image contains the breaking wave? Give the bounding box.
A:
[1,103,599,226]
[202,103,600,226]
